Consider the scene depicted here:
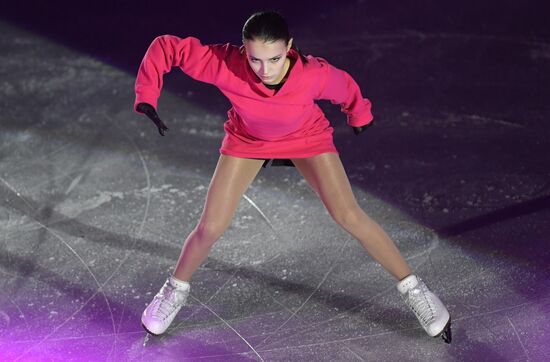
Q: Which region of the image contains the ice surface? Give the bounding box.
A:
[1,2,550,360]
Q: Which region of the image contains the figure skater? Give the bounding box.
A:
[133,10,451,343]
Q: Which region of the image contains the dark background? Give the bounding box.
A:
[4,1,550,65]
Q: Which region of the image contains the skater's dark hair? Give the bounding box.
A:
[242,10,308,64]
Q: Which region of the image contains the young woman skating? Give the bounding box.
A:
[133,10,452,343]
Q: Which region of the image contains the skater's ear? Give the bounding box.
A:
[286,38,293,53]
[239,44,246,55]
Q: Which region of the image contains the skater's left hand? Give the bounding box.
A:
[352,120,374,136]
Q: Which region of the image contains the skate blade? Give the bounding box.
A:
[435,318,452,344]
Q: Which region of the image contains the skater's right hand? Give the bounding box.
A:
[136,102,169,136]
[352,119,375,136]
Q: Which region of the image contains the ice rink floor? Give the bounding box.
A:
[1,2,549,361]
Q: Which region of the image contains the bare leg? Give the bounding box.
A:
[172,155,264,281]
[291,153,412,280]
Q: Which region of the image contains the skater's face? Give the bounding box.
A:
[243,37,293,85]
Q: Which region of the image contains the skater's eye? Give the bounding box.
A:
[250,56,281,63]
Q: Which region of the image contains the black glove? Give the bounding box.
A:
[352,120,374,136]
[136,102,169,136]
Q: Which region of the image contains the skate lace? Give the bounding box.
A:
[155,284,185,320]
[406,283,435,326]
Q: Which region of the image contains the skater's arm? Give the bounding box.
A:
[315,59,374,131]
[134,35,231,113]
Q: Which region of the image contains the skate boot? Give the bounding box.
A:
[397,274,452,343]
[141,275,190,336]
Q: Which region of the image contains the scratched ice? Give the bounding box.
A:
[1,4,550,361]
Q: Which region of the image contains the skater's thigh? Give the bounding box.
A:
[291,153,359,221]
[198,155,264,234]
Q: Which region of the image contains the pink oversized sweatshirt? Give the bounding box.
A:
[134,35,373,159]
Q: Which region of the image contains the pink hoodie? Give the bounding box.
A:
[134,35,373,158]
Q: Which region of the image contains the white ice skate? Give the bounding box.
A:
[141,275,190,336]
[397,274,452,343]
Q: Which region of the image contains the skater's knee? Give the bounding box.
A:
[194,220,227,242]
[330,205,363,229]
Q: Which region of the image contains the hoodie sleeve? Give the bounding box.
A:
[315,58,373,127]
[133,35,230,113]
